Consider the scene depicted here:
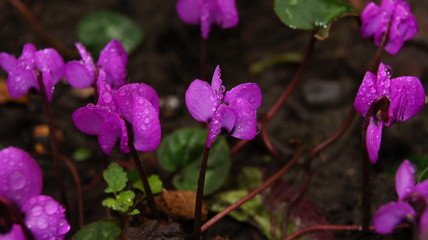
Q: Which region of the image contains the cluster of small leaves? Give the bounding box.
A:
[101,163,163,216]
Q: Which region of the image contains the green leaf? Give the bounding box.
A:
[77,11,143,55]
[71,221,121,240]
[237,167,264,190]
[73,147,92,162]
[274,0,356,32]
[158,128,232,195]
[158,128,207,171]
[116,190,136,210]
[249,52,302,74]
[103,163,127,193]
[133,174,163,195]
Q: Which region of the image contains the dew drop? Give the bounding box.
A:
[118,89,126,96]
[31,205,43,216]
[10,171,26,190]
[37,219,48,230]
[144,118,151,124]
[102,92,112,103]
[44,200,58,215]
[144,108,150,114]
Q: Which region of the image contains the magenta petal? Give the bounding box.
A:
[206,104,236,147]
[419,208,428,240]
[215,0,239,28]
[19,44,37,66]
[97,39,128,89]
[373,201,415,234]
[6,68,39,98]
[230,98,258,140]
[366,117,383,164]
[360,2,383,38]
[99,112,129,154]
[200,1,215,39]
[388,76,425,124]
[354,71,378,116]
[412,180,428,200]
[185,79,217,123]
[72,105,110,135]
[0,53,18,73]
[1,224,27,240]
[75,42,95,68]
[22,195,70,240]
[395,160,416,200]
[65,61,94,88]
[225,83,262,109]
[35,48,65,85]
[0,147,43,208]
[211,65,223,95]
[176,0,202,25]
[132,97,161,152]
[114,83,160,122]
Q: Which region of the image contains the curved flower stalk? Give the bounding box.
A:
[176,0,239,39]
[72,80,161,155]
[185,65,262,147]
[374,160,428,239]
[0,43,64,101]
[65,39,127,89]
[354,62,424,163]
[360,0,418,55]
[0,147,70,240]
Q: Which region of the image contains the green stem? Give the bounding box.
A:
[193,145,211,240]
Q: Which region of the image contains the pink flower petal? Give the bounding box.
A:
[373,201,415,234]
[0,52,18,73]
[6,68,39,99]
[0,147,43,208]
[210,65,223,95]
[206,104,236,147]
[395,160,416,200]
[176,0,202,25]
[215,0,239,28]
[225,82,262,109]
[97,39,128,89]
[1,224,27,240]
[65,61,94,88]
[229,97,258,140]
[35,49,65,101]
[388,76,425,124]
[21,195,70,240]
[366,117,383,164]
[132,96,161,152]
[98,112,129,154]
[185,79,217,123]
[72,105,110,135]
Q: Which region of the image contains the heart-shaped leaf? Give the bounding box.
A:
[77,11,143,55]
[157,128,231,195]
[274,0,356,34]
[71,221,121,240]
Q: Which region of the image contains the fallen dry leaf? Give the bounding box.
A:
[155,190,208,220]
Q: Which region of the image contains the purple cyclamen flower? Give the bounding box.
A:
[176,0,239,39]
[360,0,418,55]
[72,80,161,154]
[0,147,70,240]
[0,43,64,101]
[374,160,428,239]
[185,65,262,147]
[354,62,424,163]
[65,39,127,89]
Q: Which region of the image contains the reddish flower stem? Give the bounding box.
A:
[35,70,69,217]
[5,0,78,58]
[201,146,305,233]
[231,33,317,155]
[193,145,211,240]
[283,223,409,240]
[125,122,159,219]
[200,37,207,81]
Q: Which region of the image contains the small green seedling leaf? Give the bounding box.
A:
[133,174,163,195]
[103,163,127,193]
[102,191,136,214]
[73,147,92,162]
[274,0,356,38]
[71,221,121,240]
[77,11,143,55]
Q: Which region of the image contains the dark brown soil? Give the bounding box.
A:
[1,0,428,239]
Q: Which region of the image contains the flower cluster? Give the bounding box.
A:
[176,0,239,39]
[0,147,69,240]
[65,39,128,89]
[354,62,425,163]
[0,43,64,101]
[374,160,428,239]
[185,65,262,147]
[360,0,418,55]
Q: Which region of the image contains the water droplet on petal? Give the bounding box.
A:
[144,118,150,124]
[10,171,25,190]
[44,201,58,215]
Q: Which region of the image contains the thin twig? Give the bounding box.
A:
[201,146,305,233]
[6,0,78,58]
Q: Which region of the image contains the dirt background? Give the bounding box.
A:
[1,0,428,239]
